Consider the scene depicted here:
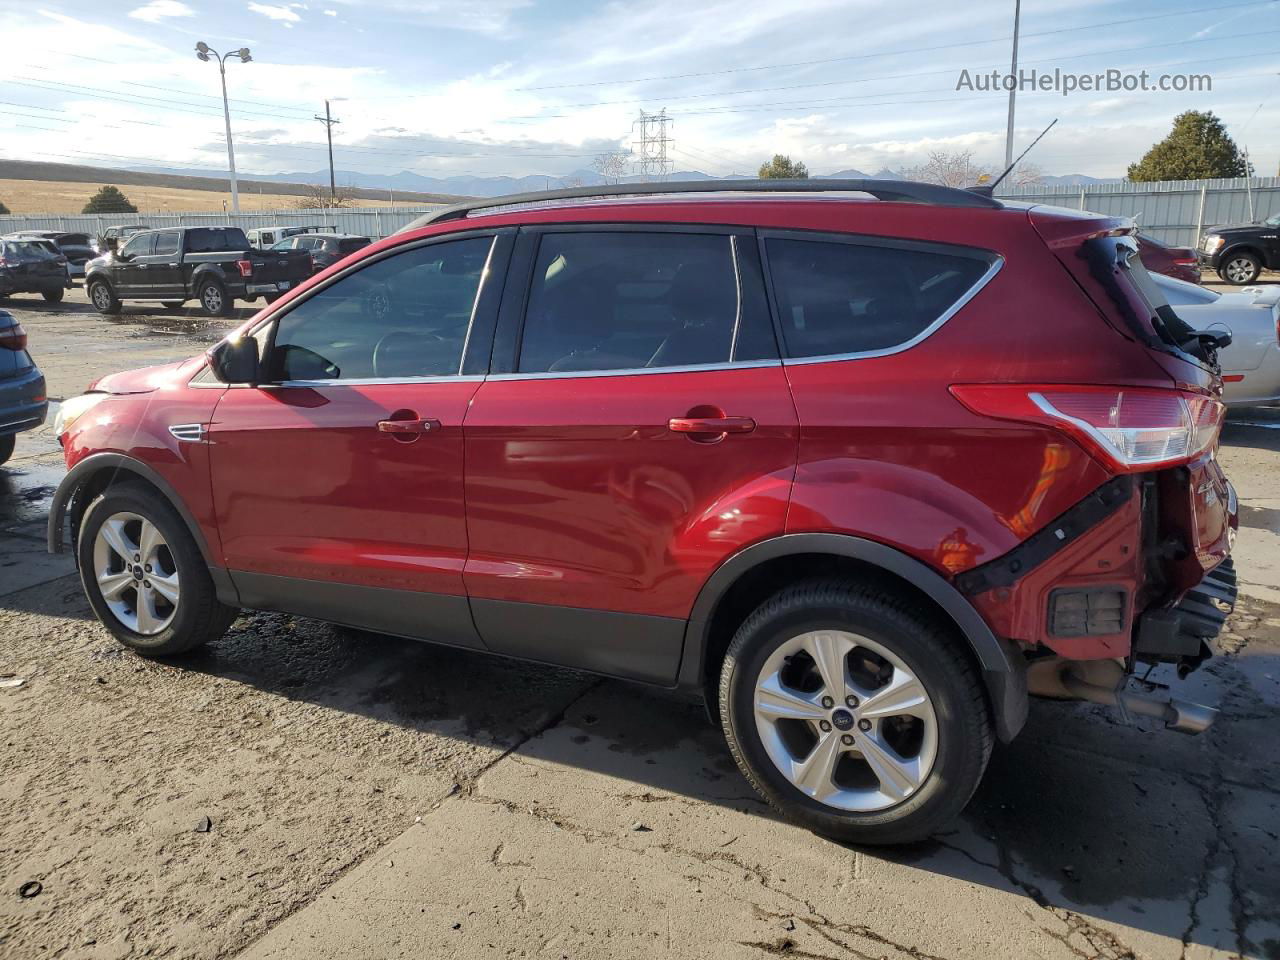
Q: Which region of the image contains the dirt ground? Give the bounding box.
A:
[1,287,1278,959]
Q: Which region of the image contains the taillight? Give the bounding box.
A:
[236,259,253,278]
[950,384,1224,473]
[0,322,29,351]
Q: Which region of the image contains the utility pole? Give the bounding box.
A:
[632,109,673,181]
[1003,0,1021,170]
[315,99,342,200]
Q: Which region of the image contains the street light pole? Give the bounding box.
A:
[1003,0,1021,170]
[196,42,253,215]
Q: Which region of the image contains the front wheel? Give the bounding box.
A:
[42,287,64,303]
[198,280,231,317]
[88,279,121,315]
[1220,252,1262,285]
[77,482,238,656]
[719,579,993,845]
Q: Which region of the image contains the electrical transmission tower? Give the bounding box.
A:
[632,109,673,181]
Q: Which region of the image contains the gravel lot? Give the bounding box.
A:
[1,287,1278,960]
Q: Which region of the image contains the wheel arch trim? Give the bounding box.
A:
[677,532,1028,740]
[45,452,238,603]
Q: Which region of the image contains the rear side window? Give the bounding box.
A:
[186,227,250,253]
[763,236,996,359]
[339,238,370,254]
[58,234,91,246]
[517,232,743,374]
[153,231,180,256]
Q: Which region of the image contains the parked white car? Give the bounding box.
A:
[1154,273,1280,407]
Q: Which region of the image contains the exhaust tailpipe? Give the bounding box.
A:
[1027,657,1218,735]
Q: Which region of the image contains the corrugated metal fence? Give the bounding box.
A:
[0,206,445,240]
[2,177,1278,247]
[994,176,1280,247]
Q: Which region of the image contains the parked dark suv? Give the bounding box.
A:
[48,181,1238,844]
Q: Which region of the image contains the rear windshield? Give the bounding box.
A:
[185,227,250,253]
[338,238,371,254]
[56,234,92,246]
[1087,235,1202,358]
[6,241,54,260]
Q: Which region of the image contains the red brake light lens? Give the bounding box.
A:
[0,322,28,351]
[950,384,1224,473]
[236,259,253,278]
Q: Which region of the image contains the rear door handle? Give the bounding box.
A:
[668,416,756,435]
[377,418,440,435]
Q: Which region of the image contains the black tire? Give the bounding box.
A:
[1219,251,1262,285]
[77,481,238,656]
[0,434,14,466]
[42,287,65,303]
[718,579,992,845]
[161,301,186,310]
[88,279,122,315]
[198,280,232,317]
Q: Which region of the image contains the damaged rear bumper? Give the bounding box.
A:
[1133,557,1237,671]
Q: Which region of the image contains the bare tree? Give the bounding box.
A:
[1008,162,1045,187]
[899,150,993,188]
[293,183,359,209]
[591,151,630,185]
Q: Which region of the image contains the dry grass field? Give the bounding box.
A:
[0,178,408,214]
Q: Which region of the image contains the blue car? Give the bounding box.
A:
[0,309,48,466]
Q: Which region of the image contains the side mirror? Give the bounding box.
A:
[116,249,133,261]
[208,336,260,384]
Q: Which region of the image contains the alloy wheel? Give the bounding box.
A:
[1224,257,1257,283]
[752,630,938,811]
[91,284,112,310]
[202,285,223,313]
[92,512,180,635]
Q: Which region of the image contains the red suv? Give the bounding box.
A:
[47,181,1238,844]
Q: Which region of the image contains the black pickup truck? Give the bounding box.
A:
[85,226,314,316]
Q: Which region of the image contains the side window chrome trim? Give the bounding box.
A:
[273,375,488,387]
[486,359,782,382]
[776,254,1005,367]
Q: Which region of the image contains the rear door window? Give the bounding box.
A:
[762,235,997,359]
[516,231,757,373]
[153,231,180,257]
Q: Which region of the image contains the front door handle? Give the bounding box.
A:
[668,416,756,435]
[377,418,440,435]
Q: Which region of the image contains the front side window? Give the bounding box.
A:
[517,232,741,374]
[267,235,493,382]
[120,233,155,258]
[153,231,180,257]
[764,236,995,359]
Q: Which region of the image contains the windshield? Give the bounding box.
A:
[1266,213,1280,227]
[270,239,295,251]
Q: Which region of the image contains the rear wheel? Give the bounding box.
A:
[198,280,231,317]
[77,482,237,656]
[0,434,15,466]
[719,579,992,845]
[42,288,64,303]
[88,280,121,315]
[1220,251,1262,285]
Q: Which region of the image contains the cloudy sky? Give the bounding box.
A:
[1,0,1278,182]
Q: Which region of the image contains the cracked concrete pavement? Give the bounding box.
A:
[1,289,1278,959]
